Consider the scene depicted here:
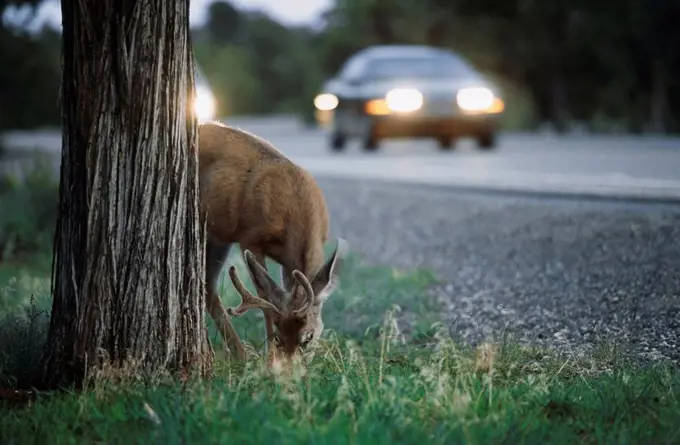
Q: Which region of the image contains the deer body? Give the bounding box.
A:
[198,122,346,364]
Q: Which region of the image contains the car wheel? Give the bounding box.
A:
[329,131,347,152]
[436,136,455,150]
[476,132,497,150]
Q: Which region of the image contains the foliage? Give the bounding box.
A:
[205,0,241,45]
[193,43,263,117]
[0,156,58,262]
[0,159,55,388]
[189,3,326,119]
[1,0,60,130]
[0,25,61,131]
[0,295,49,388]
[4,0,680,132]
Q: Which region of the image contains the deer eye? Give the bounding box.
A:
[272,333,282,346]
[299,333,313,349]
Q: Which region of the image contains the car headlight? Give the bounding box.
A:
[385,88,423,112]
[456,87,495,112]
[194,85,216,122]
[314,93,339,111]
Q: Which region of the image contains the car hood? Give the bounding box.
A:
[327,77,496,98]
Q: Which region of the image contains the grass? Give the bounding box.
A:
[1,160,679,444]
[219,248,440,356]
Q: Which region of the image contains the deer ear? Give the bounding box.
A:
[243,250,285,306]
[311,238,348,304]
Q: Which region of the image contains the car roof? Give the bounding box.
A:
[344,45,480,79]
[356,45,456,60]
[332,44,481,84]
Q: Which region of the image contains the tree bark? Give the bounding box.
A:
[41,0,211,389]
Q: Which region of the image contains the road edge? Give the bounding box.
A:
[311,171,680,206]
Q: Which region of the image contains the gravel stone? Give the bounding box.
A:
[317,178,680,363]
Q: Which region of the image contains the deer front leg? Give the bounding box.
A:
[206,240,246,360]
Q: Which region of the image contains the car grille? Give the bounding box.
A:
[423,92,458,117]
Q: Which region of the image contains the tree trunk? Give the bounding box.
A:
[41,0,211,389]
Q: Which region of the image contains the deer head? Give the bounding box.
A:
[226,238,348,367]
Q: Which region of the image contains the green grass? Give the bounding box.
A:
[3,347,680,444]
[1,161,680,444]
[1,252,679,444]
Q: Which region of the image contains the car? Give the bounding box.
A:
[194,64,217,122]
[313,45,505,152]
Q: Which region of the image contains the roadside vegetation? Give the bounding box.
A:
[0,161,678,444]
[4,1,680,135]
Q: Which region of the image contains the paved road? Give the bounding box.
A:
[3,120,680,201]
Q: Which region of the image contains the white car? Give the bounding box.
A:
[314,45,505,152]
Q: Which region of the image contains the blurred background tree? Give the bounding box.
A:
[0,0,60,131]
[1,0,679,133]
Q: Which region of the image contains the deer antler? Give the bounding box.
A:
[226,265,282,317]
[291,270,314,315]
[242,250,286,308]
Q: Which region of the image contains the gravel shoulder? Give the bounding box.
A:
[317,177,680,363]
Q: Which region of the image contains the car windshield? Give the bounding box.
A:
[364,55,477,80]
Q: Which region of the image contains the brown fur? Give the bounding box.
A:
[198,121,347,364]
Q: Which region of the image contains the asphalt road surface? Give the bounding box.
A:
[3,120,680,201]
[2,120,679,363]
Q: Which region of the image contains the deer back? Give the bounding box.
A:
[198,122,330,277]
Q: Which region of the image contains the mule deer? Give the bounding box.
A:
[198,121,348,366]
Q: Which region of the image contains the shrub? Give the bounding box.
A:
[0,295,49,389]
[0,156,59,262]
